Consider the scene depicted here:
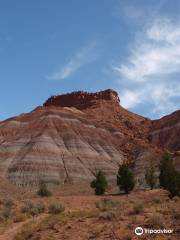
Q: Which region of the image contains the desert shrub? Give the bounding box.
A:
[21,201,43,217]
[96,198,118,211]
[91,171,108,195]
[117,163,135,194]
[36,202,46,213]
[21,201,34,214]
[29,207,39,217]
[48,203,65,214]
[0,206,12,221]
[0,199,14,222]
[132,202,144,214]
[37,181,52,197]
[99,210,116,220]
[145,214,165,228]
[152,197,161,204]
[3,199,14,208]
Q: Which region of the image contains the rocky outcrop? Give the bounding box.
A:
[149,110,180,151]
[43,89,120,109]
[0,89,179,187]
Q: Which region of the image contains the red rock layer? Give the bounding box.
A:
[43,89,120,109]
[0,89,179,187]
[149,110,180,151]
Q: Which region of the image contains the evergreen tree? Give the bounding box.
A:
[145,161,157,190]
[37,181,52,197]
[159,152,180,198]
[117,163,135,194]
[90,171,108,195]
[159,152,173,189]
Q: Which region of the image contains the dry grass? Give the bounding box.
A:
[95,198,120,211]
[0,187,178,240]
[144,213,165,228]
[128,201,144,215]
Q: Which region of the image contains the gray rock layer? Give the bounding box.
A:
[0,108,126,186]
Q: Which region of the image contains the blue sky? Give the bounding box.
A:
[0,0,180,120]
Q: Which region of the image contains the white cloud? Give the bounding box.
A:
[120,90,142,109]
[122,5,145,22]
[147,18,180,44]
[114,18,180,117]
[48,42,97,80]
[114,1,164,26]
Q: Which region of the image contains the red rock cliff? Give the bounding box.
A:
[43,89,120,109]
[149,110,180,151]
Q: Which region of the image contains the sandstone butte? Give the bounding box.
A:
[0,89,179,187]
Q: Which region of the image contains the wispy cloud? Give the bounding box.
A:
[113,0,165,26]
[122,4,146,23]
[120,90,142,109]
[113,18,180,117]
[48,42,98,80]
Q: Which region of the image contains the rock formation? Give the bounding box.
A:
[0,89,179,187]
[43,89,120,109]
[149,110,180,151]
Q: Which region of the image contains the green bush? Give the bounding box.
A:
[96,198,118,211]
[117,163,135,194]
[37,181,52,197]
[91,171,108,195]
[159,152,180,198]
[21,201,45,216]
[48,203,65,214]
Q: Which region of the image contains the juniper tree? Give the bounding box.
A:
[117,163,135,194]
[145,161,157,190]
[37,180,52,197]
[159,152,180,198]
[91,171,108,195]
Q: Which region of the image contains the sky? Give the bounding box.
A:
[0,0,180,120]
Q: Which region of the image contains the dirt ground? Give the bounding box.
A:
[0,186,179,240]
